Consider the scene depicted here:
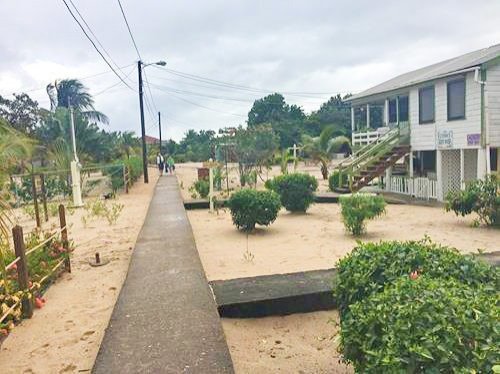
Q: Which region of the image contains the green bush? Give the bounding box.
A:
[328,170,347,191]
[227,189,281,231]
[193,179,210,198]
[339,193,386,235]
[265,173,318,212]
[340,276,499,373]
[335,238,499,314]
[445,174,499,226]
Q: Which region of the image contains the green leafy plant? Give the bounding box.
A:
[265,173,318,212]
[445,174,499,227]
[339,193,386,235]
[328,170,347,191]
[105,203,124,225]
[227,189,281,231]
[82,199,123,226]
[193,179,210,198]
[340,276,499,373]
[334,238,499,315]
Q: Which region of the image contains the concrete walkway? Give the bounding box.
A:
[93,176,234,373]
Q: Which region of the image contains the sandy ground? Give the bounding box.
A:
[222,311,352,374]
[175,162,335,201]
[188,203,499,281]
[0,171,158,374]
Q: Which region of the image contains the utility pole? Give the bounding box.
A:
[137,60,149,183]
[158,111,162,155]
[68,98,83,207]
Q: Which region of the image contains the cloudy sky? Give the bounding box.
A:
[1,1,500,141]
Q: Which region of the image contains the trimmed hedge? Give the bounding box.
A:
[227,189,281,231]
[335,239,499,314]
[265,173,318,212]
[335,239,500,373]
[340,276,499,373]
[339,193,386,235]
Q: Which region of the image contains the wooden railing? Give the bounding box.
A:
[385,176,437,200]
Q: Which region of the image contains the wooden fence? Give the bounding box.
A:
[0,205,71,325]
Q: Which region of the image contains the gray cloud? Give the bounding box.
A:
[1,0,499,140]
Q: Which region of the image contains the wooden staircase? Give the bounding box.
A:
[334,122,410,192]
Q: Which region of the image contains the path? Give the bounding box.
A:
[93,176,234,373]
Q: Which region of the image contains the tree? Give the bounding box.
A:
[302,125,351,180]
[0,93,41,134]
[247,93,306,148]
[118,131,140,159]
[50,79,109,124]
[234,125,278,186]
[306,94,352,137]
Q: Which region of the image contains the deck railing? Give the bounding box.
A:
[386,176,437,200]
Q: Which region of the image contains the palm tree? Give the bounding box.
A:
[302,126,350,180]
[48,79,109,124]
[119,131,139,159]
[0,118,31,241]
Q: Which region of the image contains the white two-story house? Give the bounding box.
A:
[347,44,500,201]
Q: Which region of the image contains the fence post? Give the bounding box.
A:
[31,172,41,228]
[12,225,33,318]
[58,204,71,273]
[40,173,49,222]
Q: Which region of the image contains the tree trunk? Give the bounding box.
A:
[321,162,328,180]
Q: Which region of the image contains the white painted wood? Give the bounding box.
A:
[487,63,500,147]
[436,150,443,201]
[384,99,389,126]
[460,149,465,189]
[366,104,370,128]
[351,106,355,143]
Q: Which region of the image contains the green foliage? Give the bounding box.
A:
[445,174,499,226]
[82,199,124,226]
[340,276,499,373]
[328,170,347,190]
[227,189,281,231]
[334,238,499,314]
[339,193,386,235]
[335,239,500,372]
[192,179,210,198]
[265,173,318,212]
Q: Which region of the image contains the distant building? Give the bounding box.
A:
[144,135,160,145]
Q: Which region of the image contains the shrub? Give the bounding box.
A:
[193,179,210,198]
[334,238,499,314]
[340,276,499,373]
[445,174,499,226]
[328,170,347,191]
[339,193,386,235]
[265,173,318,212]
[227,189,281,231]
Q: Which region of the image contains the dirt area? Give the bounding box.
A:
[222,311,352,374]
[0,171,158,374]
[188,203,499,281]
[175,161,336,201]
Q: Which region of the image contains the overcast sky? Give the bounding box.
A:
[1,1,500,141]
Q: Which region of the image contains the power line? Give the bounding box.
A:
[167,92,247,118]
[60,0,134,91]
[93,65,136,97]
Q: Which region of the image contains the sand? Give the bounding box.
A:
[188,204,499,281]
[0,171,158,374]
[175,162,335,201]
[222,311,352,374]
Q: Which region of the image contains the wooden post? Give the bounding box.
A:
[59,204,71,273]
[40,173,49,222]
[31,172,41,228]
[12,225,33,318]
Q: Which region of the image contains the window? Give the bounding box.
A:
[398,96,409,122]
[388,99,397,123]
[447,78,465,120]
[419,86,435,124]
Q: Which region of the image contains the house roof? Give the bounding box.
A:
[349,43,500,102]
[145,135,160,144]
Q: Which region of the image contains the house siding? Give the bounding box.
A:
[410,71,482,151]
[487,63,500,147]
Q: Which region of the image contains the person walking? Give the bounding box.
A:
[156,152,165,176]
[167,155,175,174]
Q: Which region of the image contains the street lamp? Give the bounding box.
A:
[138,60,166,183]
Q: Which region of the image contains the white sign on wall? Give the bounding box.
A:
[437,129,453,148]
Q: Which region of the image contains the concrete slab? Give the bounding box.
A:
[210,269,337,318]
[93,176,234,374]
